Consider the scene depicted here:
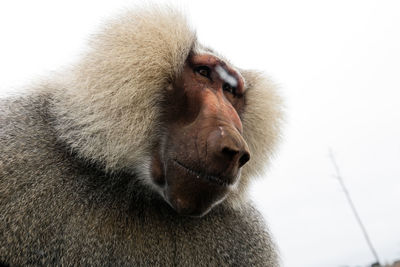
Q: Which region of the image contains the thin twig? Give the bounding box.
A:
[329,149,380,265]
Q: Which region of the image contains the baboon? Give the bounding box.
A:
[0,6,283,266]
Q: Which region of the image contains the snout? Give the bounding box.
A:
[206,126,250,183]
[161,125,250,217]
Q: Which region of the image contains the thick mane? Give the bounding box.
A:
[48,7,282,208]
[50,8,196,173]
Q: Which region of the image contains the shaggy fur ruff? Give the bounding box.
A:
[50,7,283,208]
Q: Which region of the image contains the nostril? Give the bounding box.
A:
[221,147,239,159]
[221,147,250,168]
[238,152,250,168]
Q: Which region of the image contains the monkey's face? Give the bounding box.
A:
[151,53,250,217]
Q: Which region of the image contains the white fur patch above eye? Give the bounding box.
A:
[215,65,237,87]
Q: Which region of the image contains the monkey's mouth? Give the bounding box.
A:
[173,159,230,187]
[160,158,234,217]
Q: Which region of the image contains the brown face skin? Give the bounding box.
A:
[151,53,250,217]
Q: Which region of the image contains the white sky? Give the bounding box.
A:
[1,1,399,266]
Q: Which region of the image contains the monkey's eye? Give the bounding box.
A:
[194,66,211,79]
[223,83,236,96]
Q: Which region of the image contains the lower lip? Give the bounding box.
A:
[172,159,230,187]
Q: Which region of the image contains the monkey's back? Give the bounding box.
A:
[0,93,278,266]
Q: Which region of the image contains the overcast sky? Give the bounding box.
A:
[1,1,399,266]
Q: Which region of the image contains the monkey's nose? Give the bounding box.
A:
[207,127,251,169]
[221,146,250,168]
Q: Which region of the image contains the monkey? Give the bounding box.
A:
[0,6,283,266]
